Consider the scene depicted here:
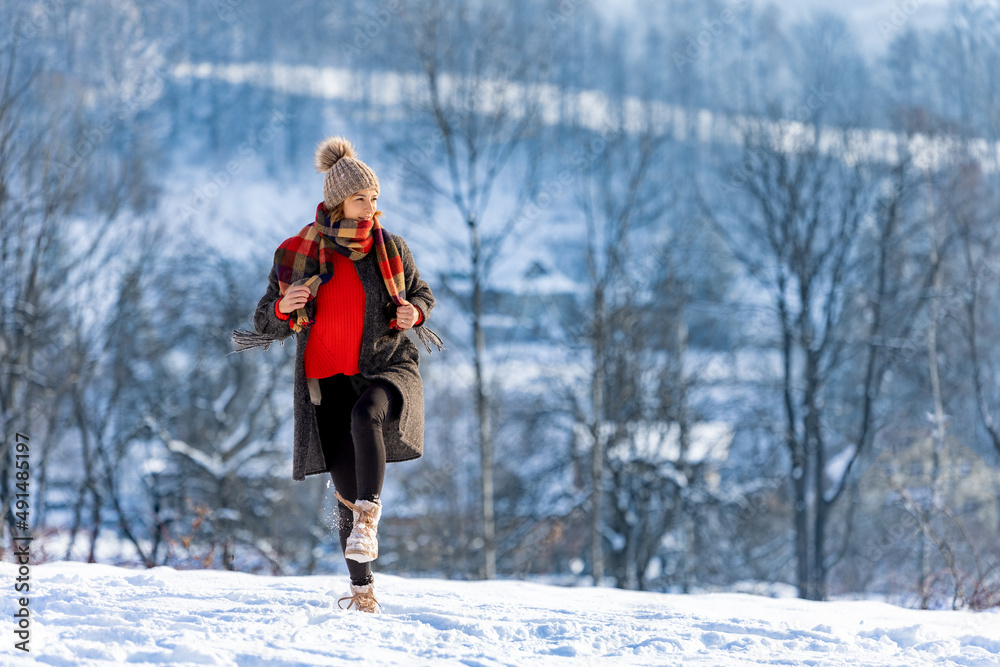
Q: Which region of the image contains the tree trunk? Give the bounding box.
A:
[470,218,495,580]
[922,174,945,608]
[805,344,827,601]
[780,287,811,599]
[87,486,101,563]
[591,285,606,585]
[793,448,810,598]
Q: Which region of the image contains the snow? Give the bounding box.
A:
[172,60,1000,174]
[4,560,998,666]
[825,444,857,487]
[617,421,734,464]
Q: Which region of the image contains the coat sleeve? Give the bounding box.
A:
[254,266,296,340]
[395,236,435,326]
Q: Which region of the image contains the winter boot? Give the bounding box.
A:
[338,579,381,614]
[335,491,382,563]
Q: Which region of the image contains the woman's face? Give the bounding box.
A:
[342,188,378,221]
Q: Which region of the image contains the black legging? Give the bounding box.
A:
[314,374,397,586]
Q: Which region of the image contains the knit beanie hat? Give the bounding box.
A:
[314,136,380,211]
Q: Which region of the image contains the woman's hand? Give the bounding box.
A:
[396,300,419,329]
[278,285,312,314]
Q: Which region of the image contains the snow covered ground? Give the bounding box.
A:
[2,561,998,666]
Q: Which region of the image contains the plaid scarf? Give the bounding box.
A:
[273,202,407,333]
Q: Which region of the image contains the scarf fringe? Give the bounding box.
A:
[416,326,445,353]
[232,327,441,355]
[229,328,284,353]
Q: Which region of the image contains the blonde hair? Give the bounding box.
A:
[328,198,383,223]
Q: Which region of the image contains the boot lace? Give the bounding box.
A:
[335,491,369,514]
[338,587,381,613]
[335,491,379,529]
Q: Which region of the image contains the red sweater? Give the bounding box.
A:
[274,252,422,378]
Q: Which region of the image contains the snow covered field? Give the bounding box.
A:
[2,561,998,666]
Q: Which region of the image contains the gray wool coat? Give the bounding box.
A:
[253,234,435,481]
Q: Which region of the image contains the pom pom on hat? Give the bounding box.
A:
[314,136,357,173]
[313,135,380,211]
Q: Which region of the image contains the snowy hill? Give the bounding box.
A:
[2,561,998,666]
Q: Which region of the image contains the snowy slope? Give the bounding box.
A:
[2,561,998,666]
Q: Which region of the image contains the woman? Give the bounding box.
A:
[232,136,442,613]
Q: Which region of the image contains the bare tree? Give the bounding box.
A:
[562,95,671,584]
[707,115,923,599]
[0,33,107,549]
[950,160,1000,459]
[64,257,154,565]
[0,0,164,555]
[143,250,307,572]
[389,0,552,578]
